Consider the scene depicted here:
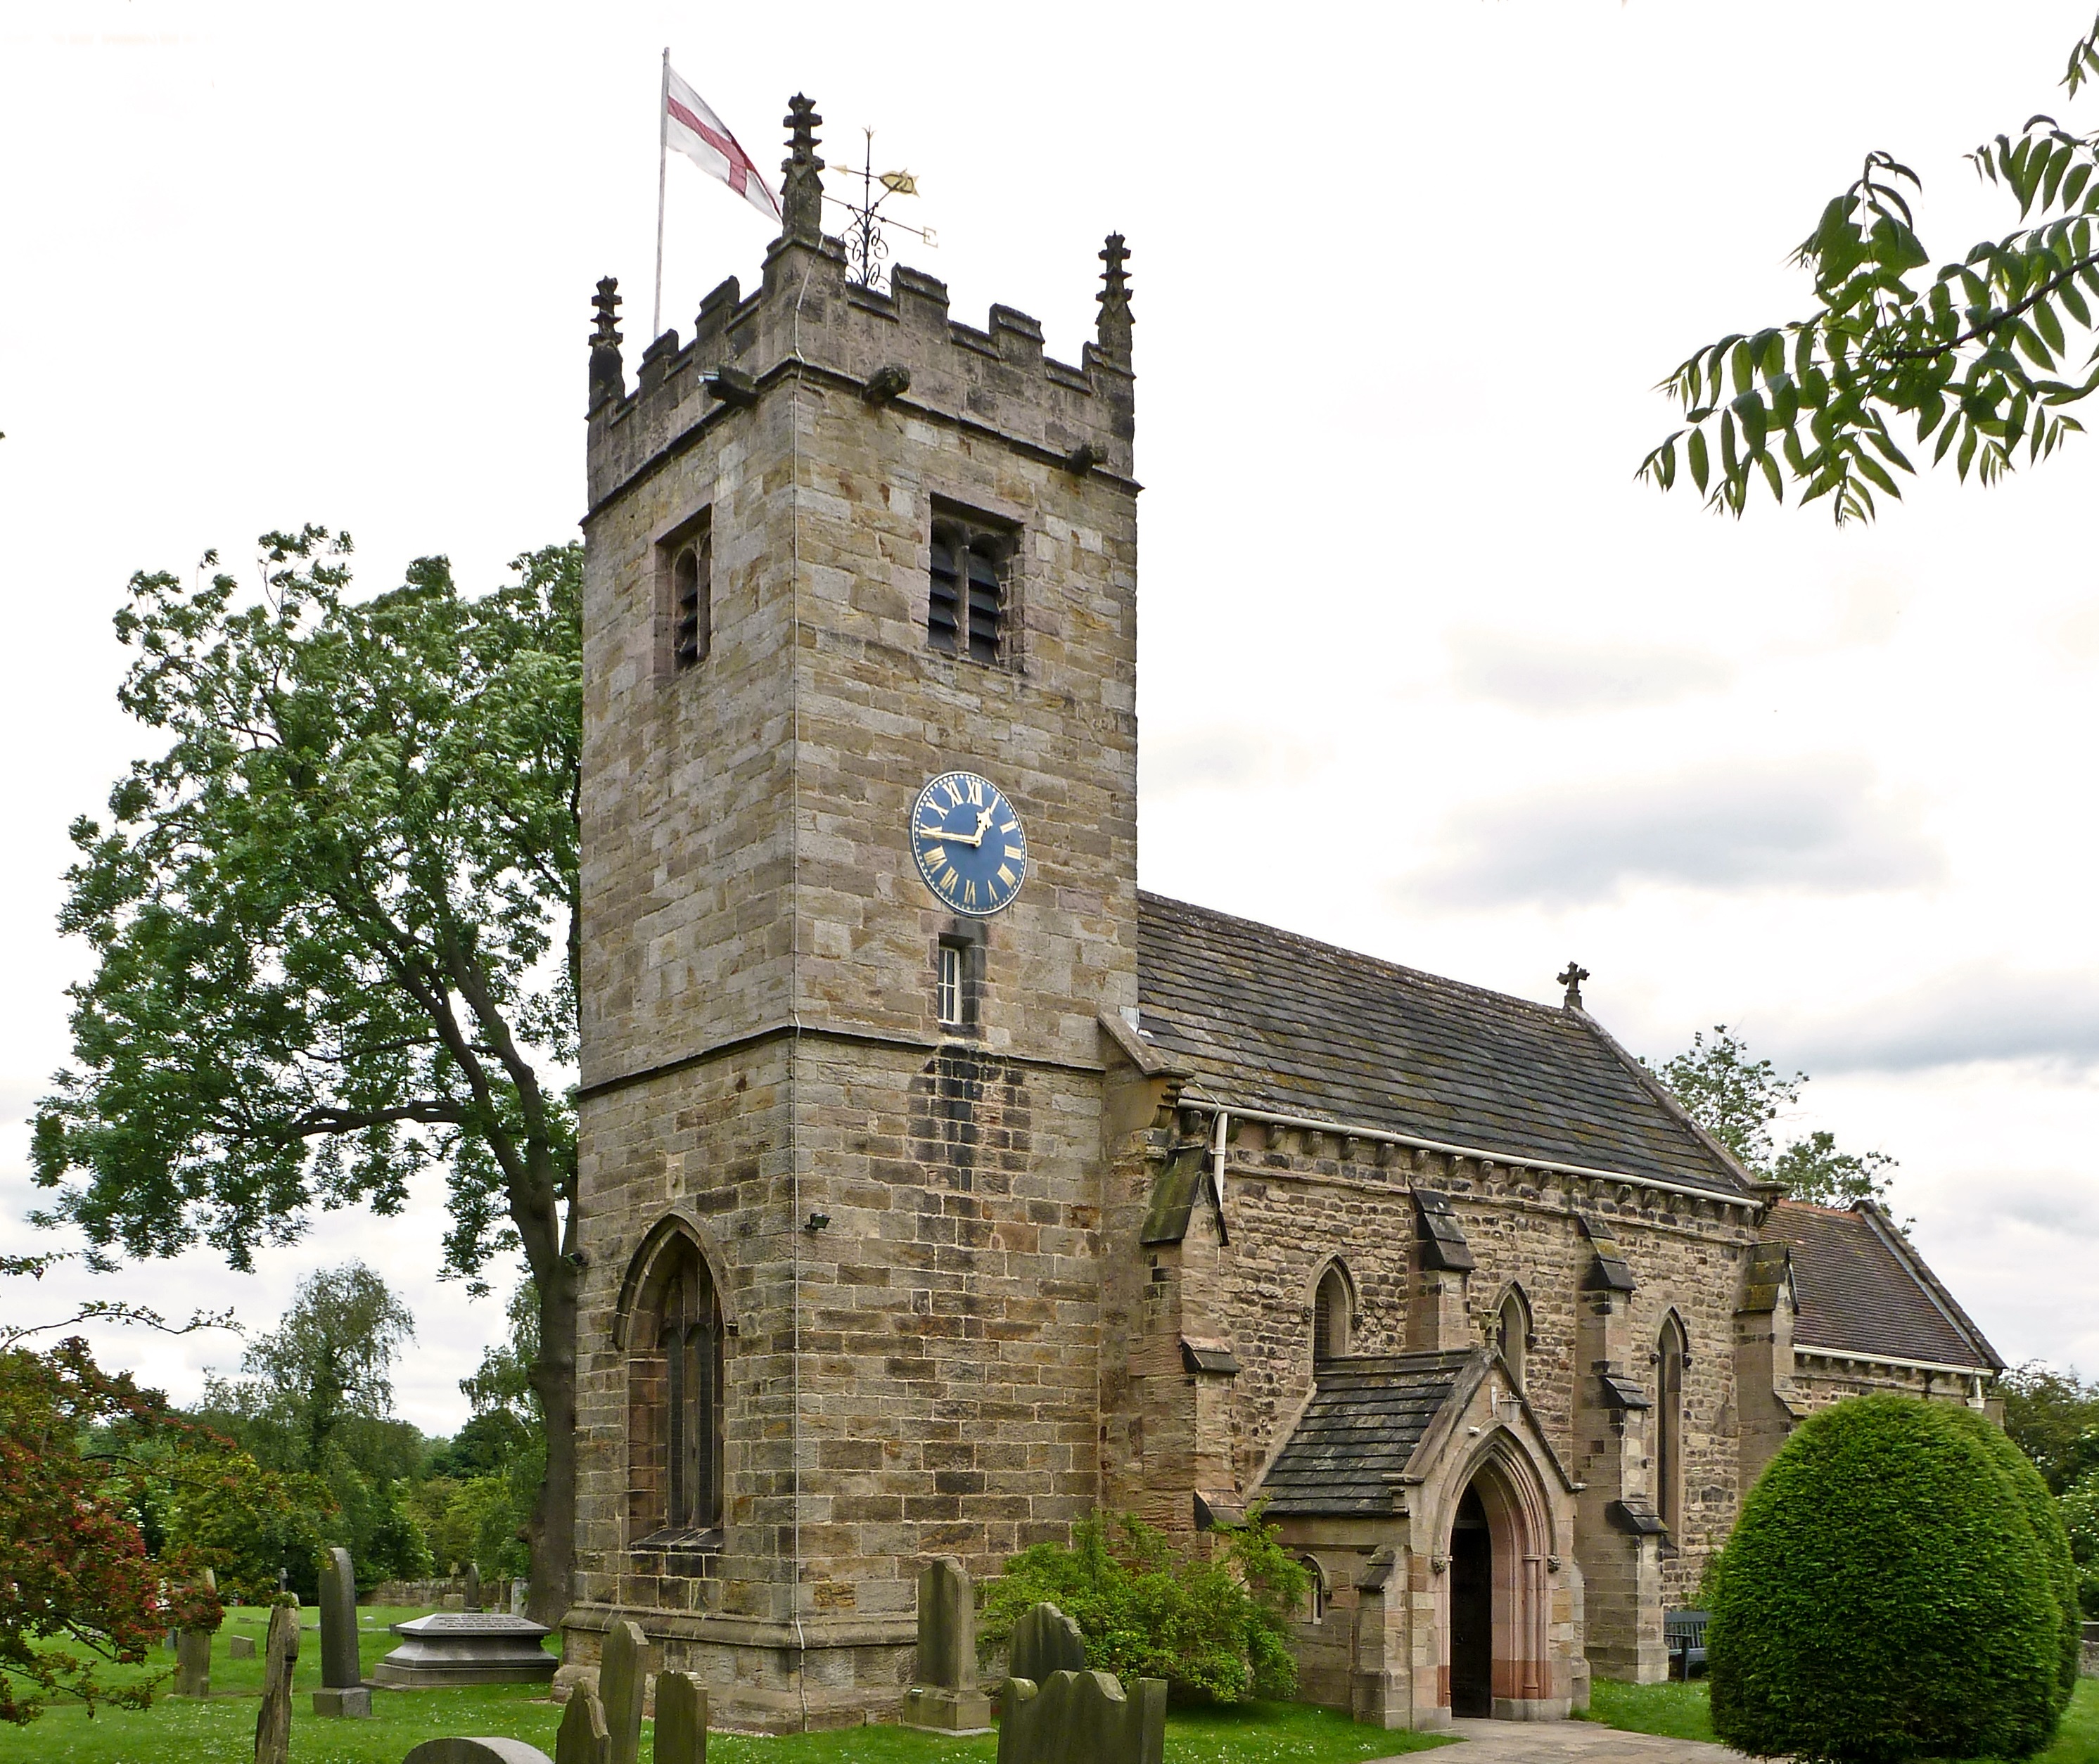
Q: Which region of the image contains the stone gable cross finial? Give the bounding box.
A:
[1097,232,1133,362]
[589,276,624,409]
[1557,961,1590,1011]
[781,94,825,243]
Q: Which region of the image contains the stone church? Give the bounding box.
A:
[565,98,2004,1732]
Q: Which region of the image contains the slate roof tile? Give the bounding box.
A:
[1763,1200,2001,1372]
[1257,1350,1475,1515]
[1137,893,1745,1194]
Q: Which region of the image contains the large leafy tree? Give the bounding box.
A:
[1650,1025,1897,1206]
[31,529,582,1622]
[1640,12,2099,521]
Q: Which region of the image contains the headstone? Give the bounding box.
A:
[230,1635,257,1660]
[402,1742,554,1764]
[253,1595,300,1764]
[997,1668,1166,1764]
[509,1579,530,1617]
[905,1557,992,1732]
[442,1593,468,1611]
[373,1612,557,1687]
[1007,1602,1087,1687]
[554,1684,610,1764]
[464,1564,483,1612]
[312,1545,371,1716]
[173,1628,212,1697]
[599,1620,649,1764]
[654,1670,708,1764]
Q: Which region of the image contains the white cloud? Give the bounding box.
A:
[1446,630,1735,712]
[1405,759,1942,907]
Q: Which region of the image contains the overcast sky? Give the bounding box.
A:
[5,1,2098,1433]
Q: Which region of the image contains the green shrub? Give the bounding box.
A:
[1708,1393,2065,1763]
[2062,1468,2099,1618]
[1941,1402,2081,1711]
[981,1507,1307,1704]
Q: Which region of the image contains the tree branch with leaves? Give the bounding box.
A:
[1640,10,2099,522]
[31,528,584,1622]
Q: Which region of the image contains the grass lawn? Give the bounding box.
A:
[1586,1673,2099,1762]
[0,1609,1452,1764]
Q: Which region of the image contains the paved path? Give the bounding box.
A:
[1373,1717,1754,1763]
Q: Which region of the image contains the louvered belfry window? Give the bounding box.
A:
[661,510,712,675]
[929,513,1012,665]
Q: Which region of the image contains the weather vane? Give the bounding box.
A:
[826,127,935,292]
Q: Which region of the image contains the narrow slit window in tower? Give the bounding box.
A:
[936,942,963,1026]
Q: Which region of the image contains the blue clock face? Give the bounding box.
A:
[911,771,1027,917]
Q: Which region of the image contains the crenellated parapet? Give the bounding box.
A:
[584,93,1135,519]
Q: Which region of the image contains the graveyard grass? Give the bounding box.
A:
[1585,1675,2099,1762]
[0,1606,1455,1763]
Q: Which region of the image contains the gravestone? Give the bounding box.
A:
[173,1628,212,1697]
[173,1568,217,1697]
[654,1670,708,1764]
[905,1557,992,1732]
[374,1612,556,1687]
[509,1580,530,1617]
[464,1564,482,1612]
[553,1684,610,1764]
[599,1619,650,1764]
[313,1545,371,1716]
[402,1741,554,1764]
[997,1668,1166,1764]
[253,1595,300,1764]
[230,1635,257,1660]
[1007,1602,1087,1686]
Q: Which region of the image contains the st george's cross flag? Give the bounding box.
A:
[665,65,780,222]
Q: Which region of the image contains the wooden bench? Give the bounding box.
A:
[1664,1609,1709,1680]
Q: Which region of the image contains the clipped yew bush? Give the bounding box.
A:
[1708,1393,2069,1763]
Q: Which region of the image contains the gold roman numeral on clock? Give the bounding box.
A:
[943,779,964,807]
[963,878,978,908]
[922,845,946,867]
[997,864,1016,887]
[1004,845,1025,860]
[964,776,984,807]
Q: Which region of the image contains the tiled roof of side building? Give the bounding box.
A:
[1135,893,1748,1194]
[1763,1199,2003,1373]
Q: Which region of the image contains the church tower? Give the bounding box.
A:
[569,96,1138,1729]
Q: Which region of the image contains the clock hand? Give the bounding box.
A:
[920,820,983,848]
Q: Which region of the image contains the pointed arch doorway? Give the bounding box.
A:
[1444,1443,1557,1720]
[1448,1484,1493,1716]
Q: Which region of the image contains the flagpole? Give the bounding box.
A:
[652,46,669,340]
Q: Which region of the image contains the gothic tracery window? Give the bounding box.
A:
[630,1237,725,1540]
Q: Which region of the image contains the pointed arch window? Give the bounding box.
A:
[1496,1286,1532,1393]
[630,1236,725,1542]
[1656,1312,1686,1535]
[1313,1263,1353,1364]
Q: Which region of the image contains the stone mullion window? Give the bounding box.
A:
[630,1240,725,1543]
